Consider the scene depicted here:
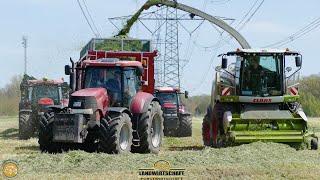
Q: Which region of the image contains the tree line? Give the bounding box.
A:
[1,74,320,117]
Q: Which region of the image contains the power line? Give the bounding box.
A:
[192,0,264,51]
[82,0,101,37]
[263,17,320,48]
[76,0,99,37]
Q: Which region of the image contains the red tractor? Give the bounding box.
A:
[19,76,69,140]
[154,87,192,137]
[38,38,164,154]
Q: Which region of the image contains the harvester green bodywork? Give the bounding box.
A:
[203,49,318,149]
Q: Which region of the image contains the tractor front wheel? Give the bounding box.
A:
[38,109,61,153]
[132,101,164,154]
[19,112,34,140]
[177,115,192,137]
[99,113,133,154]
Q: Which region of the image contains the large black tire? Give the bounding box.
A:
[38,109,60,153]
[99,113,133,154]
[202,103,233,147]
[19,112,34,140]
[176,115,192,137]
[132,101,164,154]
[202,114,213,146]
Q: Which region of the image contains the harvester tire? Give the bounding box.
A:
[177,115,192,137]
[311,138,318,150]
[99,113,133,154]
[38,109,61,153]
[202,114,213,146]
[19,112,33,140]
[131,101,164,154]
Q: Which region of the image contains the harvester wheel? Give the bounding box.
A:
[19,112,34,140]
[202,114,213,146]
[311,138,318,150]
[131,101,164,154]
[99,113,133,154]
[38,109,61,153]
[177,115,192,137]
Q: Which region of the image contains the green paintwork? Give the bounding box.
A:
[220,96,239,102]
[226,114,309,143]
[283,95,300,102]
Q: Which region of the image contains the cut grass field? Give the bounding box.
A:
[1,116,320,179]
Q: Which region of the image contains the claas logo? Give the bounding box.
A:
[253,99,272,103]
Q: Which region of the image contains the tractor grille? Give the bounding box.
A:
[241,110,293,119]
[163,108,177,117]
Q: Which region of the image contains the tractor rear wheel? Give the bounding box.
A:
[19,112,34,140]
[202,114,213,146]
[38,109,61,153]
[177,115,192,137]
[99,113,133,154]
[132,101,164,154]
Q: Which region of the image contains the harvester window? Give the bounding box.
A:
[241,55,282,96]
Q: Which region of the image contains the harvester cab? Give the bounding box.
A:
[19,77,69,140]
[203,48,318,150]
[154,87,192,137]
[39,38,164,154]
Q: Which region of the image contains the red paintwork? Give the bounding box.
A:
[212,113,218,140]
[80,50,157,94]
[71,88,109,119]
[38,98,54,105]
[28,79,64,85]
[131,92,154,113]
[155,87,180,93]
[82,60,142,67]
[204,122,211,142]
[163,103,176,108]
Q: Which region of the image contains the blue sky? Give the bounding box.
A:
[0,0,319,95]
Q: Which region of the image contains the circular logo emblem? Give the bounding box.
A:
[2,160,18,178]
[154,160,170,171]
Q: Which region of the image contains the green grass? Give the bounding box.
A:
[1,116,320,179]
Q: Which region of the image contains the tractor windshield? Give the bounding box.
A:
[241,54,283,96]
[31,85,60,103]
[84,67,122,106]
[155,92,178,105]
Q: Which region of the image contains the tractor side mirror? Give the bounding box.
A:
[185,91,189,99]
[65,65,71,75]
[136,66,144,76]
[222,57,228,69]
[295,56,302,67]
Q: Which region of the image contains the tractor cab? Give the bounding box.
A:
[81,59,144,107]
[20,78,68,110]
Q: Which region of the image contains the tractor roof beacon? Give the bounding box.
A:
[38,38,164,154]
[203,48,318,150]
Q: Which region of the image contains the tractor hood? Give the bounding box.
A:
[71,88,107,98]
[69,88,108,112]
